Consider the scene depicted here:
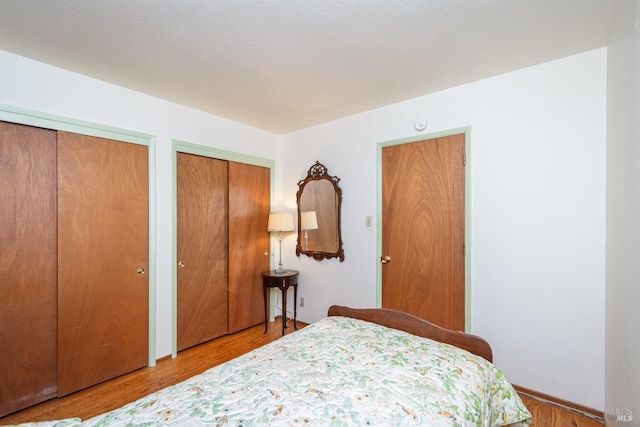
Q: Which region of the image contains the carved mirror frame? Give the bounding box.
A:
[296,161,344,262]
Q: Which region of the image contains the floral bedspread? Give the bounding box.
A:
[18,316,531,426]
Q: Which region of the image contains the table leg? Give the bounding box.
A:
[281,286,287,336]
[263,285,268,334]
[293,284,298,330]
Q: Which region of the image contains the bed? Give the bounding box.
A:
[19,306,532,426]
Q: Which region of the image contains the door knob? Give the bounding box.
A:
[178,261,185,268]
[137,268,145,275]
[380,256,391,264]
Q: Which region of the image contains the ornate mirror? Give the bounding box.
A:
[296,161,344,262]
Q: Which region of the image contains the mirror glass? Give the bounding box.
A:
[296,161,344,262]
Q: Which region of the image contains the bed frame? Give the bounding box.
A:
[327,305,493,362]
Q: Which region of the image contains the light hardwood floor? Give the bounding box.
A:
[1,319,603,426]
[519,394,603,427]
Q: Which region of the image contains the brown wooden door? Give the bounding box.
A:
[177,153,229,351]
[0,122,57,416]
[381,134,465,331]
[228,162,270,333]
[56,131,148,396]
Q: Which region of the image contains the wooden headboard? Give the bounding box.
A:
[327,305,493,362]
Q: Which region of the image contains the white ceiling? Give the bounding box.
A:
[0,1,619,134]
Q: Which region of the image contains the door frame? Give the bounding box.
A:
[0,103,158,366]
[171,140,275,357]
[376,126,472,332]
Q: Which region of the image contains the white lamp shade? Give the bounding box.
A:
[300,211,318,230]
[268,212,295,232]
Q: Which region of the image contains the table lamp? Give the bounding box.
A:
[268,212,295,272]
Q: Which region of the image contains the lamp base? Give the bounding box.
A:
[276,232,285,274]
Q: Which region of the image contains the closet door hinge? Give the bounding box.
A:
[463,153,467,166]
[463,243,466,256]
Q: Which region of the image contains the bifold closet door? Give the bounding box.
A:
[228,161,270,333]
[0,122,57,416]
[57,131,149,396]
[177,153,229,351]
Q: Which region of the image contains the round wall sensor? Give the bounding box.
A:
[414,119,427,131]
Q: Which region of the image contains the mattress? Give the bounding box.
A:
[17,316,531,426]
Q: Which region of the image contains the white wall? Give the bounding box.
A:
[606,0,640,424]
[0,50,280,360]
[282,49,607,409]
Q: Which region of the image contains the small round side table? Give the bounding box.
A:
[261,269,299,336]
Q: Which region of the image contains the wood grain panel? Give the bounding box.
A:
[227,162,270,333]
[0,122,57,416]
[57,132,148,396]
[177,153,229,351]
[381,134,465,331]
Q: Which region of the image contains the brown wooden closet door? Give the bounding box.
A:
[57,131,148,396]
[177,153,229,351]
[381,134,465,331]
[0,122,57,416]
[228,162,270,333]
